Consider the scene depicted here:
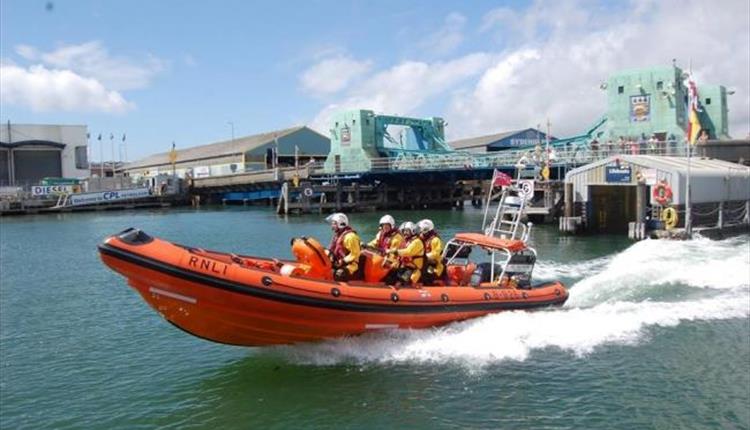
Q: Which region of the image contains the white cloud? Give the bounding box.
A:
[300,56,372,97]
[0,64,133,113]
[447,0,750,139]
[308,0,749,140]
[419,12,467,56]
[15,41,166,91]
[309,53,492,133]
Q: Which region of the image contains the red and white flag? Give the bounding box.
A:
[492,170,513,187]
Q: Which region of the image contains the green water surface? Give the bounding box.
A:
[0,207,748,429]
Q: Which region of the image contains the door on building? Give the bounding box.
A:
[13,150,62,185]
[0,150,9,185]
[588,185,637,233]
[266,148,274,169]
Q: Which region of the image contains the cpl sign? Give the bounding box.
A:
[68,187,151,207]
[517,179,535,200]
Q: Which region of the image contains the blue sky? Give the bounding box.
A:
[1,0,748,161]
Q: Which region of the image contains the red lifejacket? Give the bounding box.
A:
[421,230,438,254]
[329,226,356,260]
[377,229,398,251]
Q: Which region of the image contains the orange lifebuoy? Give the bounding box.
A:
[653,180,673,205]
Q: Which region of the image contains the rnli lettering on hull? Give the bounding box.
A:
[188,256,228,276]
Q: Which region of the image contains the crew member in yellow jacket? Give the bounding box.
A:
[417,219,444,285]
[367,214,403,252]
[390,221,424,285]
[326,213,361,281]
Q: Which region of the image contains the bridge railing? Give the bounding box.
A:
[182,140,694,180]
[310,140,691,175]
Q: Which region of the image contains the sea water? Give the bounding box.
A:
[0,207,748,429]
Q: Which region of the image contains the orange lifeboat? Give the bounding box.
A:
[98,228,568,346]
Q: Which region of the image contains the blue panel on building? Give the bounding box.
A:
[605,166,632,183]
[487,128,554,151]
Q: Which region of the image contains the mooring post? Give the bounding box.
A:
[564,182,573,217]
[635,183,648,240]
[717,200,724,228]
[336,182,342,210]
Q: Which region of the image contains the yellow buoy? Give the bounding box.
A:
[661,207,678,229]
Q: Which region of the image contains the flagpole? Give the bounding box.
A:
[110,134,116,177]
[99,135,104,178]
[685,62,694,238]
[482,170,497,229]
[686,138,692,236]
[545,118,551,161]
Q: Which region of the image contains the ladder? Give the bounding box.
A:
[482,184,530,242]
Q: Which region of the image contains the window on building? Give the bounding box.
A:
[618,85,624,94]
[74,146,88,169]
[705,98,711,105]
[656,81,663,90]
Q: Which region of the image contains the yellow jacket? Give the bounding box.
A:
[423,234,444,275]
[341,231,361,266]
[396,237,424,269]
[368,231,404,252]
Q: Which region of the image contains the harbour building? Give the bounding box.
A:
[0,123,89,187]
[594,64,731,142]
[564,155,749,234]
[124,126,329,179]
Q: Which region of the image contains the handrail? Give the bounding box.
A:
[173,139,702,179]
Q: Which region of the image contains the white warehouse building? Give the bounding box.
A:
[0,123,89,186]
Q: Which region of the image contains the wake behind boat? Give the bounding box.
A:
[98,176,568,346]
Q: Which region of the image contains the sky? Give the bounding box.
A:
[1,0,748,162]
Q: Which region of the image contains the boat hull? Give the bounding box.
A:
[99,233,568,346]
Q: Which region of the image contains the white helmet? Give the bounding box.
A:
[417,219,434,233]
[399,221,417,236]
[325,213,349,229]
[379,214,395,227]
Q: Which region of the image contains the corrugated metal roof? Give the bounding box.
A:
[449,130,525,150]
[126,125,314,170]
[566,155,749,178]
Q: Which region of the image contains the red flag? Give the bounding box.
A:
[492,170,512,187]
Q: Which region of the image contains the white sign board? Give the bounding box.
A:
[68,188,151,207]
[517,179,535,200]
[194,166,210,178]
[32,185,78,196]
